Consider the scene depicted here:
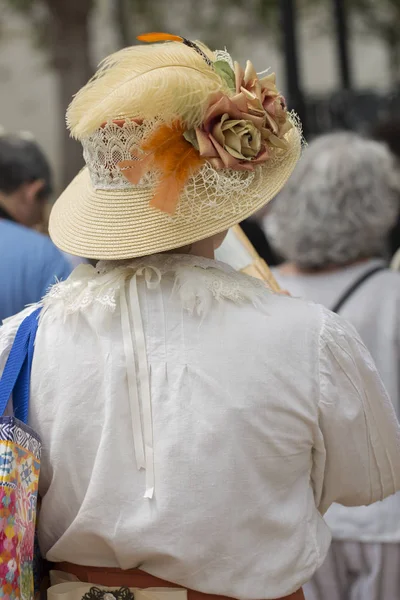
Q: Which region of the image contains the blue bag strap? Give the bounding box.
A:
[13,308,41,423]
[0,307,41,422]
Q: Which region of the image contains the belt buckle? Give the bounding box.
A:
[82,587,135,600]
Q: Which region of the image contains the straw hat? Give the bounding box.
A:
[49,34,302,259]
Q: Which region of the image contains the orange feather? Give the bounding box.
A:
[118,153,153,185]
[118,121,204,214]
[150,137,205,214]
[137,32,184,43]
[142,121,186,158]
[137,32,213,66]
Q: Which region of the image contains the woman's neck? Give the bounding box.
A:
[169,238,215,260]
[189,239,215,259]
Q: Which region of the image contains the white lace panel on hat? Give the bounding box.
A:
[82,119,154,191]
[81,117,299,224]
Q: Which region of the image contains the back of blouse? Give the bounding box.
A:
[0,254,399,600]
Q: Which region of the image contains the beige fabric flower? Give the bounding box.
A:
[214,115,262,160]
[235,60,292,149]
[188,59,293,171]
[195,94,269,171]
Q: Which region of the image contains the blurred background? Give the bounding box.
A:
[1,0,399,193]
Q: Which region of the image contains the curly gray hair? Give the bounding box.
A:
[264,132,400,269]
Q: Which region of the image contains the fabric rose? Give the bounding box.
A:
[215,115,262,160]
[235,60,292,149]
[186,58,293,170]
[194,94,269,171]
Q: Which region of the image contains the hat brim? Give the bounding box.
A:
[49,127,301,260]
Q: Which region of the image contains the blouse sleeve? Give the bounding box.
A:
[313,306,400,515]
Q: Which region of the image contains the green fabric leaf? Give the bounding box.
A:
[214,60,236,92]
[183,128,199,150]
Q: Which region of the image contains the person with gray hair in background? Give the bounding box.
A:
[264,132,400,600]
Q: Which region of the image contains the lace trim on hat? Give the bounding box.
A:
[82,117,300,223]
[44,254,269,316]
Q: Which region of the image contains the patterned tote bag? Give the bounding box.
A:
[0,308,42,600]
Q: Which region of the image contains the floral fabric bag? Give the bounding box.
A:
[0,308,42,600]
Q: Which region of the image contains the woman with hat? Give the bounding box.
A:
[1,36,400,600]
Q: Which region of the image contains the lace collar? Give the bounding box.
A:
[96,253,239,275]
[44,253,270,316]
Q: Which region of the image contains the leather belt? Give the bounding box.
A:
[54,563,305,600]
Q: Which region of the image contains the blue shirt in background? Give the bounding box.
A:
[0,220,72,322]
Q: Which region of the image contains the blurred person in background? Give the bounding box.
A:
[0,133,72,321]
[264,132,400,600]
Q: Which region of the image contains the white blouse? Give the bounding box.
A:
[273,259,400,543]
[1,255,400,600]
